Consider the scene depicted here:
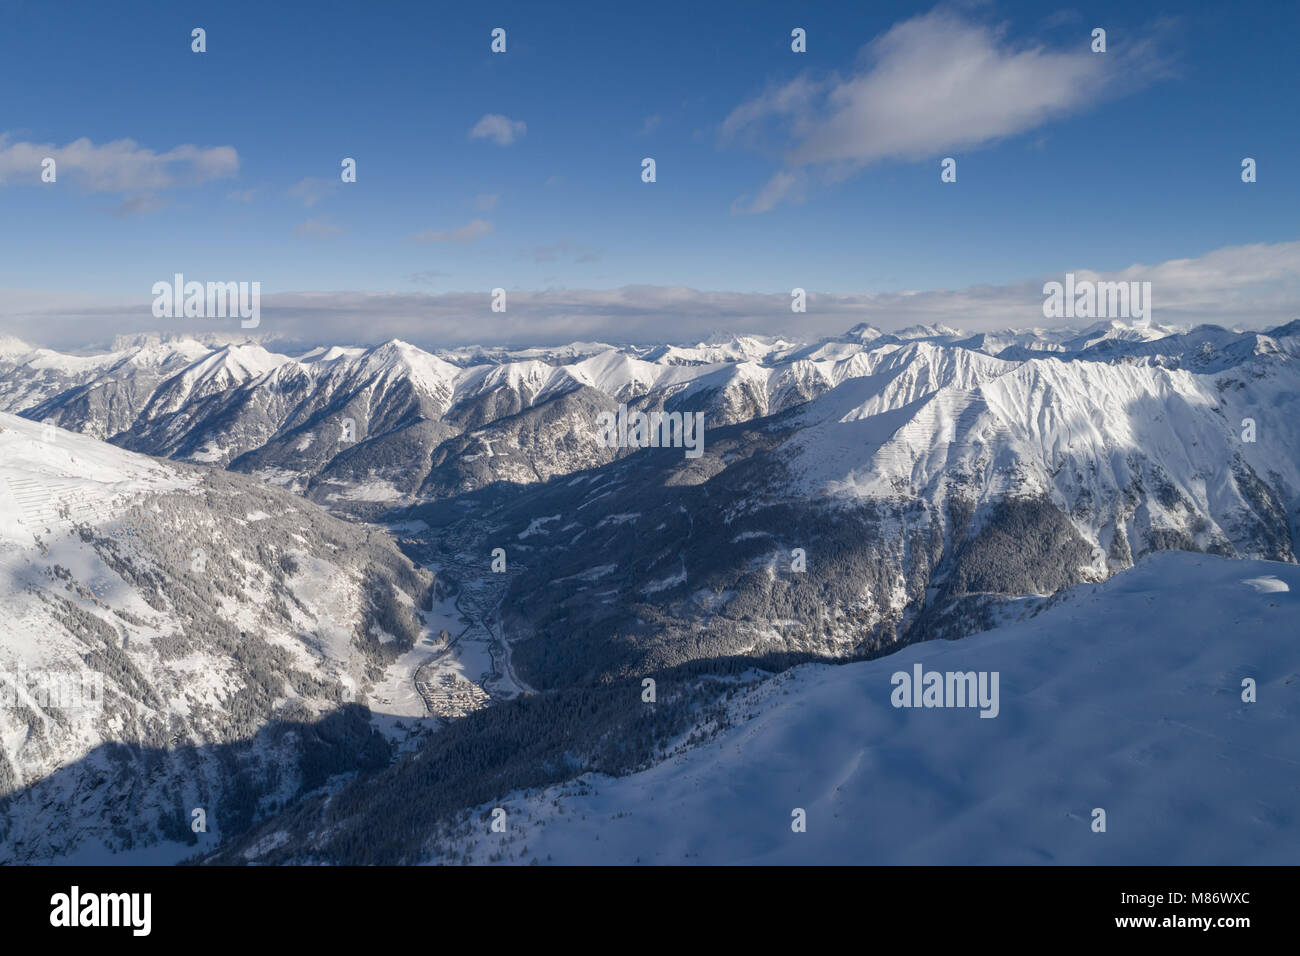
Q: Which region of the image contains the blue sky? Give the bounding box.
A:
[1,0,1297,347]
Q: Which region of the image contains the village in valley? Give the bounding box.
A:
[416,671,491,719]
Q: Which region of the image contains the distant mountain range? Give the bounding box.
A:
[3,320,1295,509]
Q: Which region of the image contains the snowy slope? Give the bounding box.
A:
[140,343,295,416]
[0,413,438,863]
[783,341,1300,566]
[432,552,1300,865]
[0,339,213,438]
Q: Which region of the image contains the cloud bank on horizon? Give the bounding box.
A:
[2,240,1296,352]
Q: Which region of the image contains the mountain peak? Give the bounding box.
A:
[893,323,962,340]
[845,322,887,341]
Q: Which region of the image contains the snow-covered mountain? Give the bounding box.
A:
[370,320,1298,696]
[784,339,1300,561]
[7,321,1295,675]
[0,338,213,440]
[0,413,440,862]
[2,318,1298,865]
[4,321,1294,521]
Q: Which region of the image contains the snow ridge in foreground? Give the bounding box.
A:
[444,552,1299,865]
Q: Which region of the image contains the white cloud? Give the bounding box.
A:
[730,169,804,215]
[413,219,494,243]
[227,188,257,203]
[721,9,1159,210]
[0,134,238,191]
[475,192,501,210]
[719,75,820,147]
[469,114,526,146]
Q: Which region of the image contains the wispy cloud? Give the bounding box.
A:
[413,219,494,243]
[0,134,238,191]
[730,169,804,215]
[475,193,500,211]
[517,240,601,264]
[469,114,526,146]
[639,115,662,136]
[288,177,338,208]
[112,193,170,218]
[408,269,450,285]
[722,8,1162,211]
[294,217,345,239]
[227,188,257,203]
